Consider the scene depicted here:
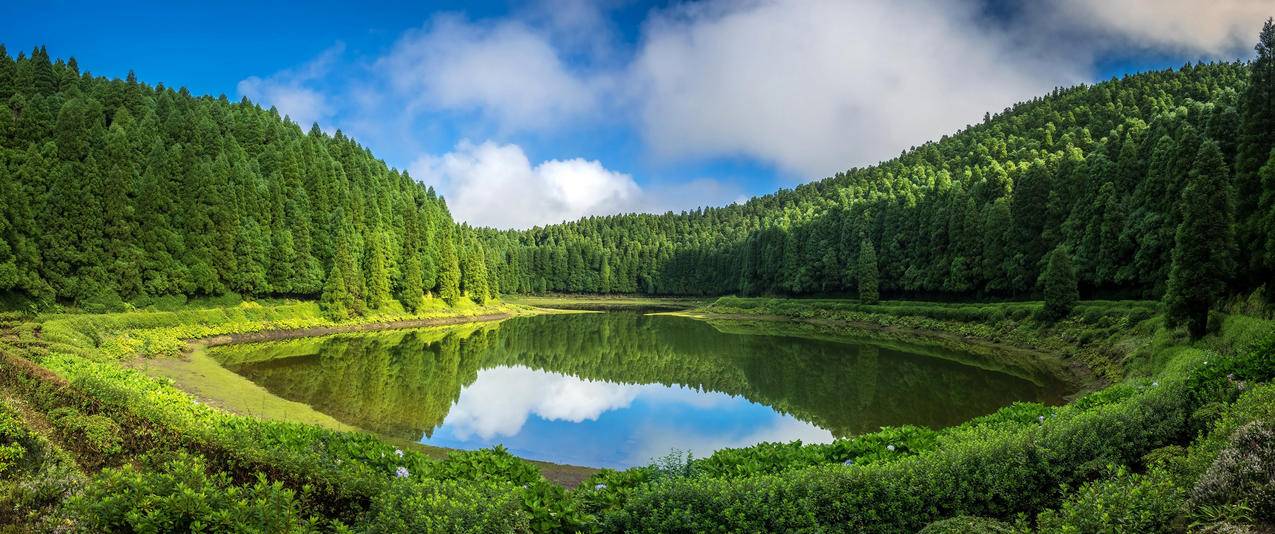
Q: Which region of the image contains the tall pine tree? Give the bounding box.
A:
[1041,246,1078,321]
[1165,140,1236,338]
[857,237,879,304]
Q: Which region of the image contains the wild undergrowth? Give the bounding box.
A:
[0,297,1270,532]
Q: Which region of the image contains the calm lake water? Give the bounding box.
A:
[212,312,1067,468]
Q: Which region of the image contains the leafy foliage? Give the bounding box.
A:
[0,46,494,310]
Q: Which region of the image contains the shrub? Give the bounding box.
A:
[1035,466,1184,534]
[359,478,529,533]
[0,405,25,475]
[48,407,124,461]
[1190,421,1275,525]
[920,515,1016,533]
[61,452,316,533]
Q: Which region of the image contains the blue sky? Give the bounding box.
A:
[2,0,1267,228]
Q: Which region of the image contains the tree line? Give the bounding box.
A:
[480,21,1275,336]
[0,45,496,316]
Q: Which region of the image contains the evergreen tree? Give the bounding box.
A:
[332,233,366,317]
[1166,141,1235,338]
[857,238,879,304]
[365,231,392,309]
[399,253,425,312]
[1041,246,1078,321]
[1237,19,1275,224]
[319,262,350,321]
[461,238,491,305]
[437,226,461,304]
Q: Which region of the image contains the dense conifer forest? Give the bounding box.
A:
[480,33,1275,330]
[0,20,1273,534]
[0,45,495,317]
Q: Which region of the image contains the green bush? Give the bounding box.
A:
[48,407,124,460]
[359,478,529,533]
[595,378,1206,532]
[0,404,25,475]
[919,515,1017,533]
[1189,421,1275,525]
[61,452,316,533]
[1035,466,1183,533]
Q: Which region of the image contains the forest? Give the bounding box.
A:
[0,45,495,317]
[0,18,1273,534]
[479,45,1275,333]
[1,32,1273,339]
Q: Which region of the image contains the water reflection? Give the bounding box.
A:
[216,313,1067,468]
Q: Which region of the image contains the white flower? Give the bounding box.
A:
[843,459,854,466]
[395,449,404,457]
[395,466,410,478]
[594,483,607,490]
[1038,415,1045,422]
[886,445,895,452]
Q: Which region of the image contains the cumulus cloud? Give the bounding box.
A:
[240,0,1274,227]
[410,140,638,228]
[376,15,608,133]
[441,366,640,440]
[1050,0,1273,57]
[410,140,743,228]
[237,43,344,129]
[630,0,1080,178]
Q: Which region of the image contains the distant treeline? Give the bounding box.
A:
[479,38,1275,310]
[0,45,495,314]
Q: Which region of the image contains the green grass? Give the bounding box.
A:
[1,295,1271,532]
[505,294,709,311]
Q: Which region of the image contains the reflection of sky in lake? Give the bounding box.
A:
[421,365,834,468]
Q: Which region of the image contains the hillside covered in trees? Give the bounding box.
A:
[0,45,495,316]
[479,36,1275,318]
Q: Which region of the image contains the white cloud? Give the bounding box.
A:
[239,1,1274,226]
[376,15,607,132]
[410,140,743,228]
[630,0,1081,178]
[410,140,638,228]
[441,366,640,440]
[237,43,344,129]
[1052,0,1273,57]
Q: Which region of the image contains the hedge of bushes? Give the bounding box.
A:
[3,299,1270,532]
[577,327,1272,532]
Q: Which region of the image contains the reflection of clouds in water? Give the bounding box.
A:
[443,366,640,440]
[630,416,834,466]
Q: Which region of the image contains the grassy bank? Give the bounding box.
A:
[1,295,1272,532]
[504,294,709,312]
[565,296,1273,532]
[0,297,598,532]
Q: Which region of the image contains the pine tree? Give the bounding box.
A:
[332,233,366,316]
[857,237,879,304]
[365,231,392,309]
[1237,19,1275,222]
[1041,246,1078,321]
[319,262,350,321]
[461,238,491,305]
[437,226,461,305]
[400,253,425,312]
[1166,141,1236,338]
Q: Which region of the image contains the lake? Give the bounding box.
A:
[211,312,1068,469]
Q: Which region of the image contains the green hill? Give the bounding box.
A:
[481,61,1273,309]
[0,45,494,315]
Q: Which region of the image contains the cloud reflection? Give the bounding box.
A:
[442,366,640,440]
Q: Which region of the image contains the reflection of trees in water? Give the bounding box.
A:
[222,313,1061,441]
